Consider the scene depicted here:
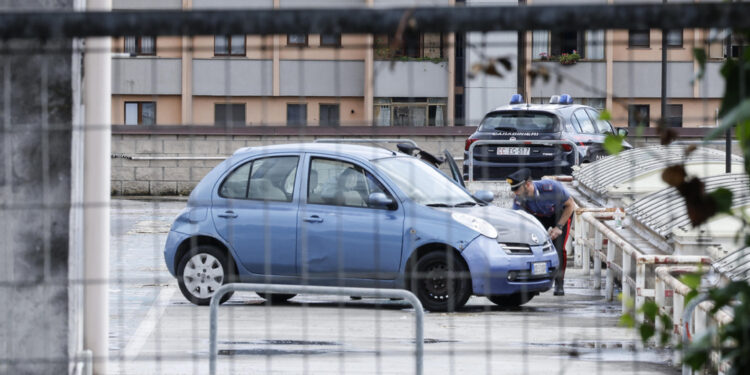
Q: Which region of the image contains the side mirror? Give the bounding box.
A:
[473,190,494,203]
[368,192,394,207]
[617,128,629,137]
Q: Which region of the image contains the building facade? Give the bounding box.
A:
[111,0,457,128]
[524,0,729,128]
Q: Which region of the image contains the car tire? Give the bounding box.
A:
[176,245,235,306]
[411,250,472,312]
[256,293,296,303]
[487,293,535,308]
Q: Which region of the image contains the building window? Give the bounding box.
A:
[374,33,444,59]
[214,35,246,56]
[532,30,604,60]
[320,104,340,127]
[287,34,308,47]
[374,98,446,127]
[629,30,650,48]
[124,102,155,125]
[666,104,683,127]
[666,29,683,48]
[214,103,246,126]
[124,36,155,56]
[320,34,341,47]
[287,104,307,127]
[628,105,650,127]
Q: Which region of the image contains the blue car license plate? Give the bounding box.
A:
[531,262,547,276]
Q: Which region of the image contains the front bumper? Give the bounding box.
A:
[462,235,558,296]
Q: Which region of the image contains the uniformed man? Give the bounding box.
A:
[507,168,576,296]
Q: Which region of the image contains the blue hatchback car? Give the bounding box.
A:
[164,143,559,311]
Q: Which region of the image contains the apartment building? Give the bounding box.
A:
[111,0,456,128]
[524,0,730,128]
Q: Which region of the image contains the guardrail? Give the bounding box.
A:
[314,138,418,148]
[209,283,425,375]
[466,140,579,182]
[576,212,711,322]
[653,266,733,374]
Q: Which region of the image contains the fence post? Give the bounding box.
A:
[635,262,647,323]
[583,221,591,275]
[622,249,632,312]
[655,276,666,347]
[673,292,685,364]
[605,240,615,301]
[593,231,603,289]
[574,213,583,267]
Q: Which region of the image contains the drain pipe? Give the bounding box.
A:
[83,0,111,373]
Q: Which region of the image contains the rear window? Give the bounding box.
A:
[478,111,559,133]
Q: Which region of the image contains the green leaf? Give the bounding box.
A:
[685,290,699,305]
[598,109,612,121]
[680,273,703,290]
[682,331,713,370]
[619,314,635,328]
[639,323,655,342]
[706,99,750,141]
[709,188,733,214]
[603,134,624,155]
[693,48,707,81]
[641,301,659,321]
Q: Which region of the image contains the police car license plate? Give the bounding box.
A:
[497,147,530,156]
[531,262,547,276]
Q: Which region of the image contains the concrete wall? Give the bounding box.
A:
[373,60,449,98]
[0,4,74,375]
[112,58,182,95]
[280,60,364,97]
[613,62,696,98]
[192,59,273,96]
[530,61,607,99]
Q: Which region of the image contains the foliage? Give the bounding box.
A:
[558,50,581,65]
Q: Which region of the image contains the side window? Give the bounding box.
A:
[308,158,390,208]
[247,156,299,202]
[586,108,614,134]
[573,109,596,134]
[219,162,252,199]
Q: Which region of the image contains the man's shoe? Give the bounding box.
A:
[553,283,565,296]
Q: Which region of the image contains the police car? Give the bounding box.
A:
[463,94,632,180]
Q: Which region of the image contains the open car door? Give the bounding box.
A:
[444,150,466,188]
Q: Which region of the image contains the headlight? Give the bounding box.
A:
[452,212,498,239]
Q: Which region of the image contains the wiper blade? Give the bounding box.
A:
[453,202,477,207]
[425,203,451,207]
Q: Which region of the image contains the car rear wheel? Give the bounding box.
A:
[256,293,296,303]
[411,251,472,312]
[487,293,535,308]
[177,245,234,306]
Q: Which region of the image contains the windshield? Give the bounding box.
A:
[372,156,476,206]
[478,111,559,133]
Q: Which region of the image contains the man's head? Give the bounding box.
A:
[507,168,533,197]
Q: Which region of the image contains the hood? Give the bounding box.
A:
[436,205,549,246]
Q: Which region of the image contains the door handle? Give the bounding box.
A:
[303,215,323,223]
[218,210,238,219]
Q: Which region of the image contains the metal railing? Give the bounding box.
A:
[209,283,425,375]
[314,138,419,148]
[467,139,579,182]
[576,211,712,321]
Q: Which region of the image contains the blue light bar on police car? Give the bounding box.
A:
[509,94,524,104]
[559,94,574,104]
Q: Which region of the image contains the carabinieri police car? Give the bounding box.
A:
[463,94,632,180]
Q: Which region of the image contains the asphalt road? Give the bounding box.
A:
[108,199,678,375]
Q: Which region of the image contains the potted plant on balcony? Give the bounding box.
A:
[559,50,581,65]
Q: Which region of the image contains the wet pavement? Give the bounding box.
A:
[109,199,679,374]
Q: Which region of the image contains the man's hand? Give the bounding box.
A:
[548,226,562,240]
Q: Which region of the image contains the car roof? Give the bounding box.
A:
[487,103,592,116]
[232,142,398,161]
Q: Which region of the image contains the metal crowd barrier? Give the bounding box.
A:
[575,211,711,322]
[466,139,579,182]
[314,138,419,148]
[209,283,425,375]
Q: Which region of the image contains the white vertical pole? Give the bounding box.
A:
[593,231,602,289]
[605,241,615,301]
[83,0,111,373]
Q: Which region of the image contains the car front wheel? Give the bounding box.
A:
[411,251,472,312]
[177,245,234,305]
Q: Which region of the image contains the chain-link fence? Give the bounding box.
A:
[1,1,749,374]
